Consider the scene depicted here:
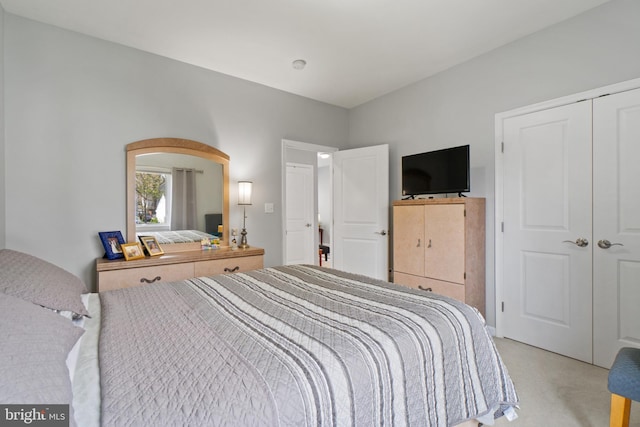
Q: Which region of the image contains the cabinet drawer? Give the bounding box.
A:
[98,263,194,292]
[194,255,264,277]
[393,272,465,302]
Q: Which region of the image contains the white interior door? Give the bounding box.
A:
[502,102,593,363]
[593,88,640,368]
[332,144,389,280]
[285,163,315,265]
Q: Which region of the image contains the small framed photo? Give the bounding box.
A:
[99,231,126,260]
[121,242,145,261]
[139,235,164,256]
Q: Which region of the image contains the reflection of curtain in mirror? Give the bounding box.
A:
[171,168,197,230]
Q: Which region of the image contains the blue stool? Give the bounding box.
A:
[608,347,640,427]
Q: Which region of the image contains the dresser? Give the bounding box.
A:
[392,198,485,316]
[96,246,264,292]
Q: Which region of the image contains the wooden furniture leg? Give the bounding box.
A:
[610,393,631,427]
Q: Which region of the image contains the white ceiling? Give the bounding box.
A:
[1,0,611,108]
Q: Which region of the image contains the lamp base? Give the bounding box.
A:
[239,228,249,249]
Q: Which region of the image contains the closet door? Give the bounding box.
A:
[501,101,593,363]
[593,88,640,368]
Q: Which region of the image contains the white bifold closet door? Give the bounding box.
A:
[502,101,593,364]
[501,87,640,368]
[592,88,640,368]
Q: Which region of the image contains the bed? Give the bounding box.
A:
[0,249,518,426]
[136,229,217,244]
[135,229,219,252]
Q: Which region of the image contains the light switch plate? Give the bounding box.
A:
[264,202,274,213]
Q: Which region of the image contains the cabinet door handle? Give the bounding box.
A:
[418,285,433,292]
[417,239,421,247]
[427,239,432,248]
[140,276,162,284]
[224,266,240,273]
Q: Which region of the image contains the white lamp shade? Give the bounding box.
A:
[238,181,253,205]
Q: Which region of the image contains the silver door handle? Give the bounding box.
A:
[597,239,624,249]
[375,230,387,236]
[563,238,589,247]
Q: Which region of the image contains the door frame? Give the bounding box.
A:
[281,139,338,264]
[494,77,640,338]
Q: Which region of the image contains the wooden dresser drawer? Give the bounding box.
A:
[194,255,264,277]
[98,263,194,292]
[393,272,465,302]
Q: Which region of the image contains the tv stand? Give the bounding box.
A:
[457,192,467,198]
[403,195,416,200]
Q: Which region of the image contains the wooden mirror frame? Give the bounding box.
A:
[126,138,230,244]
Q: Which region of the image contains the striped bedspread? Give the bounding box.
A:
[136,229,214,244]
[99,265,518,426]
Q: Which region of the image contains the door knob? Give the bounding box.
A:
[306,223,312,227]
[597,239,624,249]
[563,238,589,247]
[375,230,387,236]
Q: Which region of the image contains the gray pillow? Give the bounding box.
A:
[0,292,84,425]
[0,249,89,317]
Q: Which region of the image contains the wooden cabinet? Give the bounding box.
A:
[392,198,485,316]
[96,247,264,292]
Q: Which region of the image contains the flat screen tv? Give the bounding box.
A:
[402,145,470,197]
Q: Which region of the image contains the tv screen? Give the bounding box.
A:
[402,145,470,196]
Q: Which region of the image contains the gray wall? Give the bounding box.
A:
[4,14,349,290]
[347,0,640,327]
[0,8,5,249]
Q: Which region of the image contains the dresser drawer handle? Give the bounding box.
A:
[418,285,432,292]
[140,276,162,284]
[224,266,240,273]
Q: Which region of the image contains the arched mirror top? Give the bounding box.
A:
[126,138,230,246]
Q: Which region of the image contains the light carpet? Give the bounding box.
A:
[493,338,640,426]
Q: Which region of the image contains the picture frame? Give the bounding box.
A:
[99,231,126,260]
[139,235,164,257]
[121,242,146,261]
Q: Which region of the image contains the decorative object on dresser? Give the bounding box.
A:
[120,242,145,261]
[237,181,252,249]
[95,246,264,292]
[98,231,126,260]
[139,235,164,256]
[392,197,486,316]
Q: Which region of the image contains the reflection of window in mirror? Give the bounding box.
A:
[135,169,171,228]
[134,152,224,234]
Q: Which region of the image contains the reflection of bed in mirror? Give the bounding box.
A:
[136,214,224,253]
[136,230,216,245]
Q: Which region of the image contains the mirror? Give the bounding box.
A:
[126,138,229,245]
